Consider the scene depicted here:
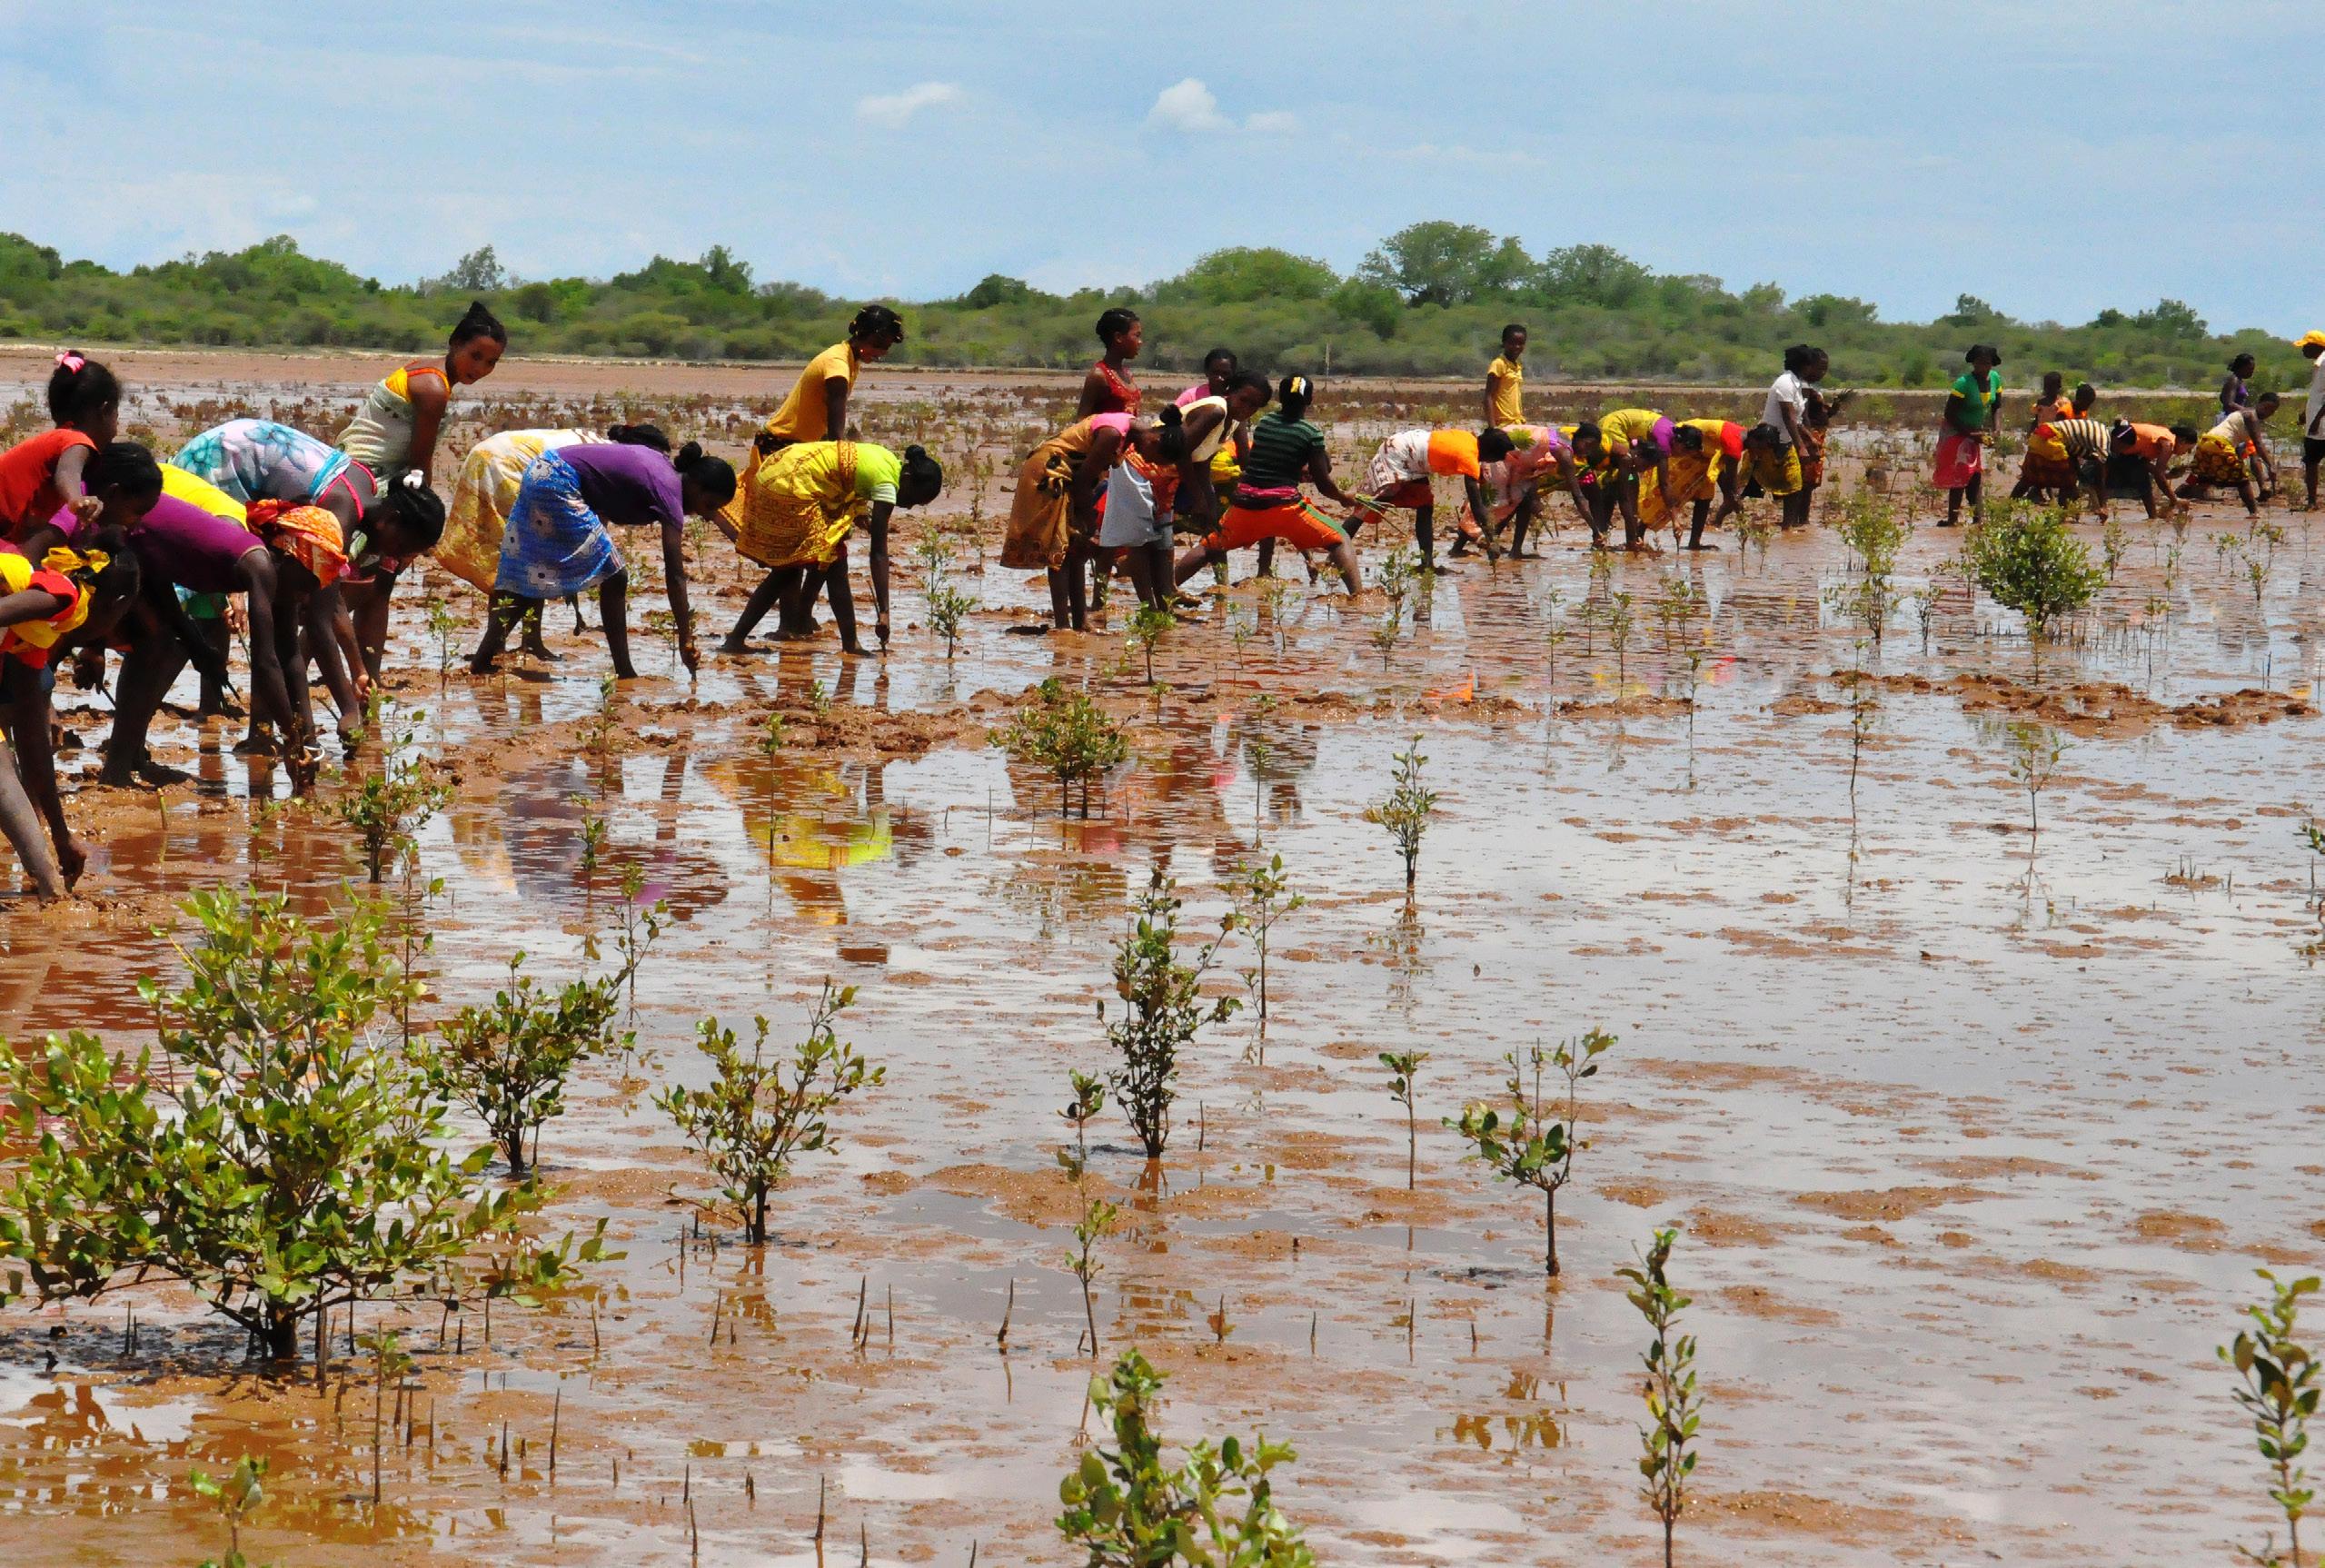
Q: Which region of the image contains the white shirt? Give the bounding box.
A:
[1762,372,1807,444]
[2307,354,2325,439]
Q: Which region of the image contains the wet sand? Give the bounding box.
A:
[0,361,2319,1565]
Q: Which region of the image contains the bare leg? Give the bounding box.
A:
[1173,543,1223,586]
[102,640,193,785]
[1324,540,1363,595]
[722,571,786,651]
[0,735,65,898]
[1414,504,1438,570]
[1044,567,1071,630]
[598,571,637,679]
[470,591,536,672]
[825,551,863,654]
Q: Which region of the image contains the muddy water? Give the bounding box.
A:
[4,412,2324,1564]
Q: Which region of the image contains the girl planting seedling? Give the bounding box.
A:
[1346,425,1514,570]
[717,440,944,653]
[1171,376,1367,599]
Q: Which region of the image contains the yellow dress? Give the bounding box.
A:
[999,419,1108,571]
[439,430,600,593]
[1485,355,1525,426]
[735,442,899,571]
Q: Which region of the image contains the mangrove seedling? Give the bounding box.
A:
[1448,1029,1615,1276]
[2220,1268,2320,1568]
[189,1454,269,1568]
[1229,853,1303,1046]
[1828,488,1910,649]
[359,1327,414,1507]
[2005,720,2065,849]
[1061,1069,1107,1165]
[927,583,975,660]
[1125,603,1173,689]
[1379,1049,1429,1190]
[1370,602,1404,671]
[428,954,631,1176]
[424,595,460,692]
[992,677,1130,819]
[0,891,554,1366]
[1067,1196,1118,1355]
[611,860,670,1022]
[1104,868,1241,1160]
[1364,737,1439,898]
[1376,543,1418,610]
[1966,501,2104,644]
[333,700,450,883]
[2101,514,2129,582]
[1057,1348,1315,1567]
[657,981,879,1245]
[1617,1226,1703,1568]
[1609,590,1635,687]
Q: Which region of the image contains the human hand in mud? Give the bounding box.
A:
[69,645,104,691]
[678,635,701,675]
[875,614,889,650]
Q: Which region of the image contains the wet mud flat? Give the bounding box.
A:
[1,368,2322,1564]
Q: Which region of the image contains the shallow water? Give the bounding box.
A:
[2,409,2322,1563]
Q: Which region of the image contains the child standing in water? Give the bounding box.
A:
[1933,344,2003,527]
[0,352,123,541]
[335,301,506,486]
[1485,324,1526,428]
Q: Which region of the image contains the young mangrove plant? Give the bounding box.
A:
[1126,604,1173,689]
[992,677,1130,819]
[1608,590,1635,687]
[1229,853,1303,1047]
[0,891,561,1366]
[189,1454,270,1568]
[1448,1029,1615,1276]
[1104,868,1240,1160]
[425,595,460,692]
[2220,1268,2320,1568]
[657,981,879,1245]
[333,700,451,883]
[1057,1348,1316,1567]
[1618,1226,1703,1568]
[2005,720,2066,849]
[1966,501,2104,649]
[1364,737,1439,898]
[1826,489,1911,649]
[1067,1196,1118,1356]
[1379,1049,1429,1190]
[927,581,975,660]
[428,954,631,1176]
[1060,1069,1107,1166]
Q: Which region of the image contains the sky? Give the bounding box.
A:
[3,0,2320,333]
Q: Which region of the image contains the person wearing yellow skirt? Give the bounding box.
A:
[999,412,1140,630]
[2179,395,2280,517]
[716,440,943,655]
[1638,419,1747,550]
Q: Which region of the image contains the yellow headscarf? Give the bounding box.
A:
[0,546,100,663]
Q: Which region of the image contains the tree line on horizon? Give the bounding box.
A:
[0,222,2300,392]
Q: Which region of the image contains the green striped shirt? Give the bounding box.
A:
[1240,412,1325,491]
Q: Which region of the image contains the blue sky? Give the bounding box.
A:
[4,0,2320,332]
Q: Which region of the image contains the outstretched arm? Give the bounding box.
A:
[866,501,893,648]
[661,518,697,670]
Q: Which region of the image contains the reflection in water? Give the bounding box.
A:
[452,752,731,927]
[700,751,927,926]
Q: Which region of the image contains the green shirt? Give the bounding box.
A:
[1949,371,2001,433]
[1239,412,1325,491]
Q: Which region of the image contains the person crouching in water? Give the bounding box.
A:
[717,441,944,654]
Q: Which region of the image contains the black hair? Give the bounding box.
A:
[848,304,905,345]
[1096,307,1141,346]
[1669,424,1706,453]
[2041,370,2064,392]
[1276,374,1314,423]
[606,422,673,452]
[1744,421,1781,446]
[452,299,508,347]
[2231,352,2258,374]
[88,441,163,503]
[46,352,120,426]
[1152,403,1188,464]
[674,442,739,509]
[2170,423,2201,445]
[1225,370,1270,399]
[2256,390,2282,410]
[2072,382,2097,403]
[1501,323,1527,343]
[899,442,944,501]
[1965,342,2002,366]
[77,524,141,604]
[1477,427,1515,463]
[1202,346,1238,373]
[1781,344,1818,374]
[377,470,447,551]
[1572,420,1604,446]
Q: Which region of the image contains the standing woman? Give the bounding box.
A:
[468,440,735,678]
[1078,308,1144,416]
[0,531,144,894]
[0,352,123,541]
[716,440,944,654]
[336,302,507,486]
[1759,344,1823,527]
[2221,352,2258,416]
[1795,358,1847,517]
[1172,375,1366,597]
[1933,344,2003,527]
[999,409,1140,630]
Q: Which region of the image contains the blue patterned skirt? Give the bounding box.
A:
[495,451,621,598]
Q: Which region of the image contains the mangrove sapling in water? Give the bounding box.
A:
[1376,544,1417,615]
[0,891,557,1365]
[927,582,974,660]
[1056,1348,1316,1567]
[1126,604,1172,688]
[359,1328,414,1507]
[1229,853,1303,1050]
[1067,1196,1117,1355]
[991,677,1130,819]
[2220,1268,2320,1568]
[1370,602,1404,670]
[2101,514,2129,582]
[425,595,460,692]
[2006,721,2066,849]
[1060,1069,1106,1168]
[1379,1050,1429,1189]
[1448,1029,1615,1276]
[428,954,631,1176]
[1827,489,1911,650]
[1364,737,1439,898]
[611,861,669,1024]
[333,699,451,883]
[657,981,880,1245]
[1609,590,1635,688]
[1966,501,2104,655]
[1618,1226,1703,1568]
[188,1454,269,1568]
[1104,868,1241,1160]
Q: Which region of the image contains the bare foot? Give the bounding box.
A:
[717,637,757,655]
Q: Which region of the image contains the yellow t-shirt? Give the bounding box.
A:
[764,342,859,443]
[1485,355,1525,426]
[1598,408,1664,447]
[161,464,248,523]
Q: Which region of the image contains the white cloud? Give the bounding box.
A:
[1148,77,1295,135]
[856,81,962,129]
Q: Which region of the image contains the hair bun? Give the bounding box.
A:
[904,443,926,460]
[676,441,705,469]
[1158,404,1182,428]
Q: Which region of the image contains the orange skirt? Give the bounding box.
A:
[1202,497,1349,553]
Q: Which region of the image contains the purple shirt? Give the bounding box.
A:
[558,442,685,531]
[127,496,263,594]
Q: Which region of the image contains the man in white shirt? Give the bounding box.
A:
[2300,330,2325,510]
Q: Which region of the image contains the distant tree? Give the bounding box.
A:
[700,244,753,293]
[439,245,509,293]
[1359,222,1531,306]
[1942,293,2002,327]
[1158,246,1338,305]
[1329,278,1402,340]
[961,273,1038,309]
[2133,298,2207,338]
[1798,293,1879,328]
[1535,243,1652,308]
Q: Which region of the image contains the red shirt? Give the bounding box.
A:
[0,429,96,534]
